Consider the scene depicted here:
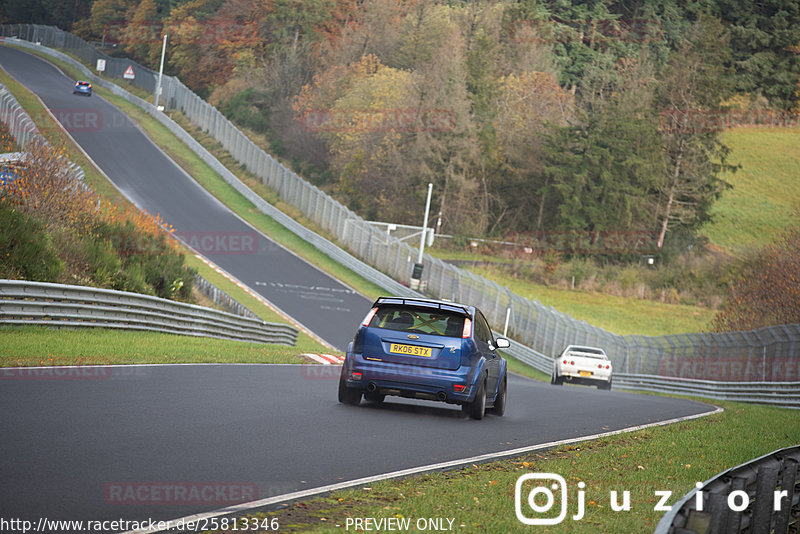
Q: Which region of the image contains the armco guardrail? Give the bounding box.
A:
[193,274,260,320]
[3,28,799,407]
[613,374,800,407]
[655,445,800,533]
[0,280,298,346]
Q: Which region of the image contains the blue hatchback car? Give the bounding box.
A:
[73,80,92,96]
[339,297,510,419]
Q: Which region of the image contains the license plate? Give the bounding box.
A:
[579,370,592,377]
[389,344,431,357]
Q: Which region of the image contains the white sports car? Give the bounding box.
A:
[551,345,612,390]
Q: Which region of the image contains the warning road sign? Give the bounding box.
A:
[123,65,135,79]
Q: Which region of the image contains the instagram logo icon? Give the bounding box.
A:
[515,473,585,525]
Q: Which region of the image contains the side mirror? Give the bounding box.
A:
[494,338,510,349]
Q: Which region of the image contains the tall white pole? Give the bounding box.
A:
[418,183,433,264]
[154,33,167,109]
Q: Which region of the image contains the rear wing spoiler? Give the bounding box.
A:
[374,297,470,316]
[565,350,608,360]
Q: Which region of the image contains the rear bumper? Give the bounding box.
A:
[343,352,479,404]
[557,367,612,386]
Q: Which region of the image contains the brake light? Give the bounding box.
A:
[361,307,378,327]
[350,372,363,381]
[454,384,467,393]
[598,364,603,369]
[570,361,575,366]
[563,359,567,364]
[462,318,472,338]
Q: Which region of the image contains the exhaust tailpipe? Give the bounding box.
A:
[367,382,377,393]
[436,391,447,401]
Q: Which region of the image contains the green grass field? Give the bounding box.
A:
[701,127,800,253]
[468,264,715,336]
[0,326,312,366]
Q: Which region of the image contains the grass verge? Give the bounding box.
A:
[0,326,313,366]
[467,264,714,336]
[220,400,797,533]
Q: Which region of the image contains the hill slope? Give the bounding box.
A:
[701,127,800,253]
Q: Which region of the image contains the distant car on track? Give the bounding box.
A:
[551,345,612,390]
[73,80,92,96]
[339,297,510,419]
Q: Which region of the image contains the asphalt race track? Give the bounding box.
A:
[0,364,715,529]
[0,45,717,532]
[0,44,371,352]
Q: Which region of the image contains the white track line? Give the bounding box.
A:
[122,405,723,533]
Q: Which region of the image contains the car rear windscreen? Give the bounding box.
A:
[370,306,465,337]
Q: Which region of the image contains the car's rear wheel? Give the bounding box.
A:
[551,372,563,386]
[338,374,362,406]
[462,377,486,420]
[598,378,612,391]
[488,375,507,416]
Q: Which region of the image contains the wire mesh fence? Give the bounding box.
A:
[3,24,798,384]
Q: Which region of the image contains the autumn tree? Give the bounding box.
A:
[713,220,800,331]
[255,0,333,55]
[320,0,403,69]
[0,138,192,298]
[293,55,411,218]
[398,23,482,235]
[655,16,737,249]
[492,70,573,231]
[87,0,135,41]
[123,0,159,65]
[162,0,249,93]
